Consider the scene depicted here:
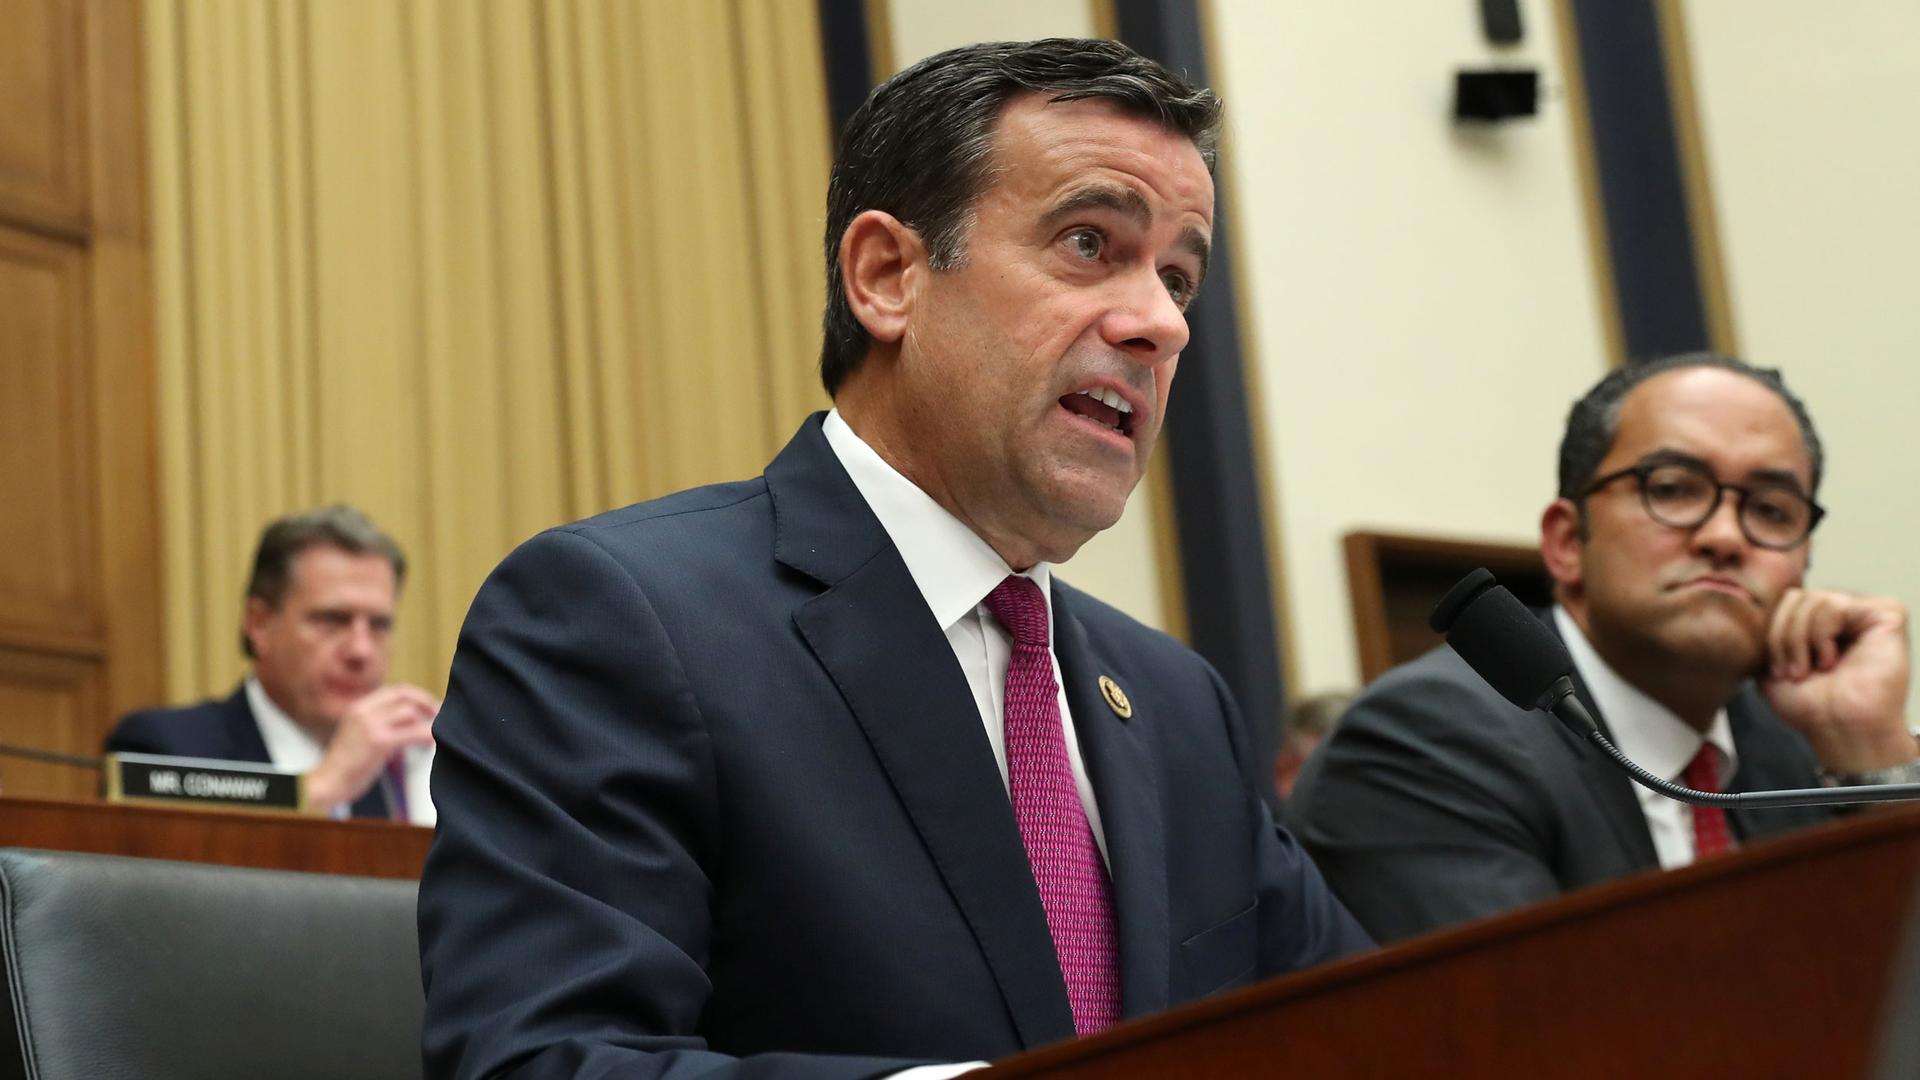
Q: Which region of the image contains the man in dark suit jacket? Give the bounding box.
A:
[112,686,275,763]
[106,505,438,823]
[1285,616,1842,942]
[1288,354,1916,944]
[418,39,1369,1080]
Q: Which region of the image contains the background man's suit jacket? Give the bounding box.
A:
[106,687,273,762]
[418,414,1370,1080]
[105,686,397,820]
[1285,614,1840,944]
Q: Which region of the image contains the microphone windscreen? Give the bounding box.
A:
[1429,567,1496,633]
[1432,573,1576,711]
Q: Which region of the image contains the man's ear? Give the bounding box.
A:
[1540,498,1586,594]
[242,597,273,656]
[839,210,923,345]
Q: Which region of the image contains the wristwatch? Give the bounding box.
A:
[1821,758,1920,787]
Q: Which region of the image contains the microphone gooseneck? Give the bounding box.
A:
[1432,569,1920,810]
[0,743,104,770]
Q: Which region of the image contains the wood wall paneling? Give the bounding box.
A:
[0,225,96,645]
[0,0,161,779]
[0,647,106,800]
[84,0,164,721]
[0,0,86,231]
[1344,531,1554,685]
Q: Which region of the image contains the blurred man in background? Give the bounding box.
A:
[107,504,437,824]
[1289,354,1913,942]
[1274,691,1351,801]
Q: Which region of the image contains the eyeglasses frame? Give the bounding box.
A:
[1580,460,1826,552]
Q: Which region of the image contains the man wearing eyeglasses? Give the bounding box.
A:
[1285,352,1915,943]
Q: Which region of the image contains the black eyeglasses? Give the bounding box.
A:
[1583,460,1824,551]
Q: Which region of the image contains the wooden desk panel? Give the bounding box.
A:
[0,796,430,878]
[992,807,1920,1078]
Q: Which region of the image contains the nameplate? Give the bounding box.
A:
[104,753,305,814]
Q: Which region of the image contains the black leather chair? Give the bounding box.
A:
[0,847,421,1080]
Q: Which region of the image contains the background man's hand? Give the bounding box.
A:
[305,683,439,815]
[1761,589,1915,774]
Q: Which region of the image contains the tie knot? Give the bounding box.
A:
[984,575,1049,647]
[1682,742,1724,793]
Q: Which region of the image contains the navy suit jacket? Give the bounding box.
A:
[105,685,397,820]
[1286,614,1841,944]
[418,414,1370,1079]
[105,687,272,763]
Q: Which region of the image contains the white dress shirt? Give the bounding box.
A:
[822,409,1110,861]
[823,409,1107,1080]
[246,676,436,826]
[1553,607,1734,868]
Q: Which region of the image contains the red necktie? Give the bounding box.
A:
[1681,743,1735,860]
[983,575,1121,1035]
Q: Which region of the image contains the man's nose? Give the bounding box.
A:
[341,620,379,664]
[1101,268,1190,365]
[1691,493,1749,562]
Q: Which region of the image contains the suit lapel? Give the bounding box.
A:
[1563,677,1661,869]
[1050,585,1169,1019]
[772,417,1077,1048]
[1539,615,1660,870]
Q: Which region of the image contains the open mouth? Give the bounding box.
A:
[1059,387,1136,439]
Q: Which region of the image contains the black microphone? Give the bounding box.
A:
[0,743,309,813]
[1430,569,1920,810]
[0,743,103,770]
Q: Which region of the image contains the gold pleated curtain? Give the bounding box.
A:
[147,0,833,700]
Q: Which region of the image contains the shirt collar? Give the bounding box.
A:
[821,408,1052,632]
[1553,606,1736,786]
[245,675,327,773]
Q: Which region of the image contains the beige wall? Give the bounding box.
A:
[1210,0,1611,696]
[885,0,1099,70]
[140,0,1913,710]
[1682,0,1920,719]
[879,0,1176,635]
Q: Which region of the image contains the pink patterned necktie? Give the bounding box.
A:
[983,575,1121,1035]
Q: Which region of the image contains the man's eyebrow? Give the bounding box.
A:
[1636,448,1710,470]
[1178,225,1212,284]
[1744,466,1810,493]
[1042,183,1213,276]
[1637,448,1811,493]
[1043,183,1152,228]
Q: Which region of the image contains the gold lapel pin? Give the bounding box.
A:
[1098,675,1133,719]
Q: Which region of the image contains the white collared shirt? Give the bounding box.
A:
[821,409,1109,863]
[1553,607,1735,868]
[245,676,436,826]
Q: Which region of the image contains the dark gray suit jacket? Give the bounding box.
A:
[1285,615,1841,943]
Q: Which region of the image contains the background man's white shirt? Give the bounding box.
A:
[1554,607,1735,868]
[246,676,436,826]
[823,408,1110,859]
